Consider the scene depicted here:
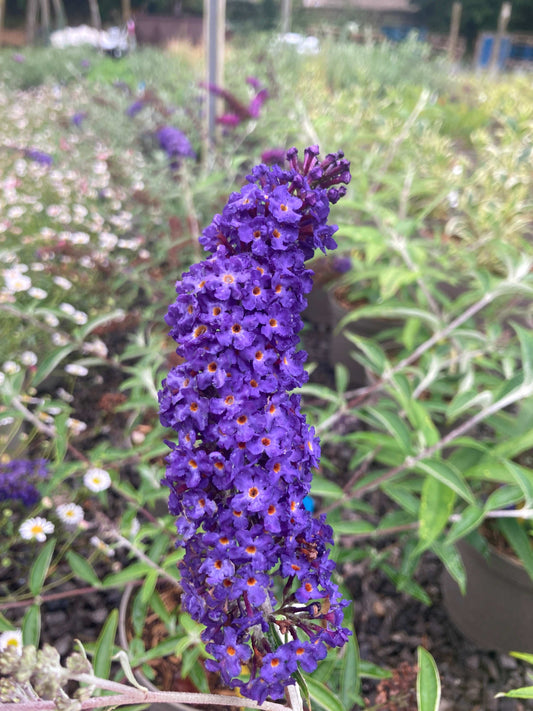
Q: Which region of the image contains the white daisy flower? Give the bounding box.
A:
[56,503,84,526]
[57,387,74,403]
[98,232,118,250]
[7,206,25,219]
[3,360,20,374]
[84,467,111,492]
[53,275,72,290]
[0,629,23,655]
[21,351,37,366]
[28,286,47,299]
[79,256,94,269]
[72,310,88,325]
[59,302,76,316]
[90,536,115,557]
[65,363,88,377]
[44,313,59,327]
[3,269,31,293]
[52,333,69,346]
[19,517,55,542]
[67,417,87,435]
[82,339,108,358]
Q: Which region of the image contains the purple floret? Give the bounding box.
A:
[158,146,351,703]
[156,126,196,164]
[24,149,53,166]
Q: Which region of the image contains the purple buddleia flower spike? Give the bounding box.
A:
[159,146,351,704]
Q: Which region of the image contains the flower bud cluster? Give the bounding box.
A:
[159,146,351,703]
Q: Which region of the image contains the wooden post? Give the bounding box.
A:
[26,0,39,44]
[448,2,462,62]
[280,0,292,34]
[490,2,512,74]
[122,0,132,23]
[0,0,5,48]
[87,0,102,31]
[204,0,226,152]
[51,0,67,29]
[40,0,50,39]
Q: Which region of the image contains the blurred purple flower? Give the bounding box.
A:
[333,256,352,273]
[0,459,49,507]
[261,148,287,165]
[24,149,53,166]
[12,53,25,63]
[80,59,91,69]
[156,126,196,167]
[202,78,269,128]
[71,112,87,127]
[126,100,145,117]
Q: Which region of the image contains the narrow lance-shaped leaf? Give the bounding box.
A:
[514,323,533,385]
[418,477,455,548]
[305,675,345,711]
[415,459,475,505]
[416,647,441,711]
[29,537,56,596]
[22,605,41,647]
[92,609,119,681]
[66,550,101,587]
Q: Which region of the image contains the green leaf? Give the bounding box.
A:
[53,413,70,464]
[419,478,455,547]
[359,660,392,679]
[446,389,492,422]
[93,609,118,680]
[22,605,41,647]
[445,506,485,546]
[484,485,523,512]
[366,407,413,454]
[510,651,533,664]
[498,518,533,581]
[414,459,475,505]
[404,400,440,448]
[300,383,342,404]
[32,345,75,386]
[341,633,361,707]
[304,675,345,711]
[431,541,466,594]
[66,551,101,587]
[417,647,441,711]
[378,265,419,300]
[502,460,533,508]
[78,309,126,340]
[311,477,344,499]
[101,562,153,587]
[496,686,533,699]
[334,363,349,394]
[29,538,56,596]
[332,520,375,536]
[0,612,16,632]
[339,304,439,330]
[141,570,158,605]
[514,323,533,384]
[343,332,389,376]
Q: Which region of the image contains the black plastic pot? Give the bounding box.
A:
[441,540,533,654]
